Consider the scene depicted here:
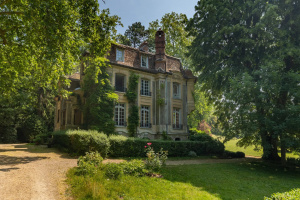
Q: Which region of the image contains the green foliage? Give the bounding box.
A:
[265,188,300,200]
[145,143,168,172]
[188,151,197,157]
[123,22,148,48]
[161,131,172,140]
[104,163,123,179]
[77,151,103,175]
[19,114,47,142]
[125,72,140,137]
[0,106,18,143]
[52,130,110,157]
[188,0,300,161]
[33,133,50,145]
[120,159,147,177]
[108,135,224,157]
[223,150,245,159]
[148,12,193,68]
[82,66,117,135]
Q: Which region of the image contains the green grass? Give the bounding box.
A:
[223,138,299,159]
[66,161,300,200]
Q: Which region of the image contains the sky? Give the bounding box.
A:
[100,0,199,34]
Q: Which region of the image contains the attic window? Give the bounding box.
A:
[141,55,148,68]
[116,48,124,62]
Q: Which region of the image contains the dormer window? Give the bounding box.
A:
[141,55,148,68]
[116,48,124,62]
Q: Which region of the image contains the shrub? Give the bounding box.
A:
[0,107,18,143]
[188,151,197,157]
[104,163,123,179]
[19,114,47,142]
[264,188,300,200]
[77,151,103,175]
[223,150,245,158]
[189,128,206,135]
[52,130,110,157]
[287,157,300,166]
[145,143,168,172]
[120,159,147,176]
[33,133,50,145]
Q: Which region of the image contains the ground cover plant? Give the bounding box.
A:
[67,159,300,200]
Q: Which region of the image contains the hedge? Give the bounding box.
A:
[52,130,110,157]
[52,130,225,158]
[109,135,224,157]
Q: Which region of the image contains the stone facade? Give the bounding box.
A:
[54,29,196,141]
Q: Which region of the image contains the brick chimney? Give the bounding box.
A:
[139,41,149,52]
[155,29,166,71]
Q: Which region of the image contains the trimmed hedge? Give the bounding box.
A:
[109,135,224,157]
[52,130,110,157]
[52,130,225,158]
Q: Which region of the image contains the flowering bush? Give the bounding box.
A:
[144,143,168,172]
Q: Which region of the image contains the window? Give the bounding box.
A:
[140,106,151,128]
[115,103,126,126]
[141,79,151,96]
[115,74,126,92]
[173,108,182,129]
[141,55,148,68]
[116,48,124,62]
[173,82,180,99]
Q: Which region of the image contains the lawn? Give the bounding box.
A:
[223,137,299,159]
[66,161,300,200]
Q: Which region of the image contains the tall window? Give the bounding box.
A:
[115,74,126,92]
[116,48,124,62]
[173,108,182,129]
[141,79,151,96]
[173,82,180,99]
[115,103,126,126]
[140,106,151,128]
[141,55,148,68]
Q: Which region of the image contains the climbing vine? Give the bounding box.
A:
[125,72,140,137]
[82,62,118,135]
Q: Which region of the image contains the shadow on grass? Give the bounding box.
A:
[161,161,300,200]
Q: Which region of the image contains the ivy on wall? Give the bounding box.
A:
[125,72,140,137]
[82,61,118,135]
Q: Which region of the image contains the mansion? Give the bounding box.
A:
[54,29,196,140]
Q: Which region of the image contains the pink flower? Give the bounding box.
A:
[144,146,147,148]
[147,143,152,146]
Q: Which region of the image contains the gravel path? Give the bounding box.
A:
[0,144,260,200]
[0,144,77,200]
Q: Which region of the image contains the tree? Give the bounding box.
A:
[124,22,148,48]
[148,12,193,68]
[188,0,300,163]
[0,0,120,140]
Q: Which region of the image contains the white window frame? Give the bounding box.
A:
[141,105,150,128]
[173,82,181,99]
[173,108,181,129]
[115,103,126,126]
[141,55,148,68]
[141,79,150,96]
[116,48,124,62]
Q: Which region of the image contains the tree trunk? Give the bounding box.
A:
[261,131,280,161]
[280,135,287,166]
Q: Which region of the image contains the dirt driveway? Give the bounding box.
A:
[0,144,77,200]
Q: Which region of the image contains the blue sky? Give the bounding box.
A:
[100,0,199,34]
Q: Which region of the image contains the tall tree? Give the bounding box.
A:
[123,22,148,48]
[0,0,120,140]
[148,12,193,68]
[188,0,300,163]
